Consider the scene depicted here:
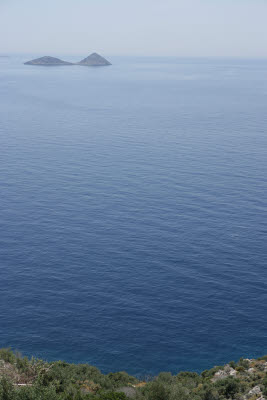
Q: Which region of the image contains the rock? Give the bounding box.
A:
[247,386,262,398]
[24,56,73,66]
[77,53,111,66]
[248,368,255,374]
[228,368,237,377]
[212,365,237,382]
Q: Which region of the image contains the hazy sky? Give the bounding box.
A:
[1,0,267,57]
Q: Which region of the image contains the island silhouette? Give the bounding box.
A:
[24,53,111,66]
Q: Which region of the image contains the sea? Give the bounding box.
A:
[0,54,267,376]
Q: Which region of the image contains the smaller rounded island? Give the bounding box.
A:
[24,56,73,66]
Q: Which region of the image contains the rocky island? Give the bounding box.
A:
[24,56,73,66]
[77,52,112,66]
[24,53,112,67]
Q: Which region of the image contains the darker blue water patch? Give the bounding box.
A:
[0,55,267,375]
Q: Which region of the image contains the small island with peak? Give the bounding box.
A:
[24,53,112,67]
[77,52,112,66]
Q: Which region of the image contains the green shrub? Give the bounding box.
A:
[216,377,241,399]
[107,372,137,388]
[229,361,237,369]
[169,384,191,400]
[201,367,222,379]
[0,349,16,365]
[98,392,127,400]
[238,359,250,369]
[257,356,267,361]
[157,372,173,384]
[202,387,219,400]
[0,377,15,400]
[144,381,170,400]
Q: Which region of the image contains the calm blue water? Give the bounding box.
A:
[0,55,267,376]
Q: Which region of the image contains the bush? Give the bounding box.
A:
[216,377,241,399]
[202,387,219,400]
[157,372,173,384]
[238,359,250,370]
[257,356,267,362]
[0,349,16,365]
[169,384,191,400]
[0,377,15,400]
[107,372,137,388]
[201,367,222,379]
[144,381,170,400]
[229,361,237,369]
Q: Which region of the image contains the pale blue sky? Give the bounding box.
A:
[1,0,267,57]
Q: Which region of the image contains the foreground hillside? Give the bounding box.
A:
[0,349,267,400]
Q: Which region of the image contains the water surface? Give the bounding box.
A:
[0,55,267,375]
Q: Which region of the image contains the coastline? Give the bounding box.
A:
[0,349,267,400]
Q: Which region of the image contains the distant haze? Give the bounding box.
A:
[1,0,267,57]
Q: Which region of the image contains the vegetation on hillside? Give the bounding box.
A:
[0,348,267,400]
